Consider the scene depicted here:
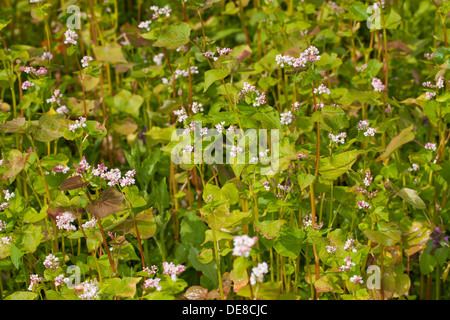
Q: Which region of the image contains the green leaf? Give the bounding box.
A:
[396,188,426,210]
[9,243,24,269]
[60,175,90,191]
[254,220,286,240]
[420,251,436,275]
[319,150,360,180]
[297,173,315,190]
[376,125,415,162]
[435,248,449,266]
[273,226,305,259]
[153,22,191,50]
[204,69,230,92]
[349,1,369,21]
[93,43,127,63]
[102,277,142,298]
[115,208,156,239]
[5,292,38,300]
[363,222,401,246]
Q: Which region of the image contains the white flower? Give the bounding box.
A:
[64,29,78,45]
[81,217,97,229]
[41,51,53,60]
[215,121,225,134]
[350,275,364,284]
[233,235,258,257]
[56,105,69,114]
[162,261,185,281]
[280,111,293,125]
[78,280,99,300]
[250,262,269,286]
[81,56,93,68]
[138,20,152,32]
[408,163,419,172]
[230,145,243,157]
[371,77,385,92]
[314,84,331,95]
[425,142,437,151]
[43,254,59,270]
[55,212,77,231]
[191,102,204,114]
[153,53,164,66]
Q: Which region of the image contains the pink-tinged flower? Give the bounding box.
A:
[226,125,237,135]
[1,236,12,244]
[329,132,347,144]
[314,84,331,95]
[41,51,53,60]
[81,56,93,68]
[297,152,309,160]
[302,213,324,230]
[28,274,43,291]
[56,212,77,231]
[78,280,99,300]
[0,220,6,231]
[233,235,258,257]
[262,181,270,191]
[357,200,371,210]
[150,5,172,20]
[22,81,34,90]
[424,52,434,60]
[102,168,122,186]
[47,89,63,105]
[326,245,337,253]
[173,108,188,123]
[54,274,67,287]
[350,275,364,284]
[43,254,60,270]
[53,164,70,174]
[205,194,213,203]
[344,238,355,251]
[56,105,69,114]
[215,121,225,134]
[363,171,372,187]
[280,111,293,125]
[356,63,367,72]
[64,29,78,45]
[357,119,370,131]
[153,53,164,66]
[119,169,136,187]
[143,278,162,291]
[363,127,377,136]
[3,190,15,201]
[250,262,269,286]
[92,163,108,176]
[230,145,243,158]
[138,20,152,32]
[0,203,10,211]
[425,142,437,151]
[73,156,90,173]
[217,47,232,56]
[191,102,204,114]
[371,77,385,92]
[162,262,185,281]
[69,116,87,133]
[81,217,97,229]
[143,265,158,276]
[425,92,436,100]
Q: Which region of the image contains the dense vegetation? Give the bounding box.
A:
[0,0,449,300]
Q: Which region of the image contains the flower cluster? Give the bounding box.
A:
[55,212,77,231]
[357,200,371,210]
[232,235,258,257]
[302,213,324,230]
[69,116,87,132]
[250,262,269,286]
[81,56,94,68]
[162,261,186,281]
[1,190,15,211]
[43,254,60,270]
[280,111,293,125]
[28,274,43,291]
[153,53,165,66]
[20,66,48,77]
[425,142,437,151]
[1,236,12,244]
[78,280,100,300]
[191,102,204,114]
[326,245,337,253]
[371,77,385,92]
[81,217,97,229]
[357,119,377,137]
[344,238,356,252]
[138,20,152,32]
[314,84,331,95]
[350,275,364,284]
[64,29,78,45]
[143,277,162,291]
[53,164,70,174]
[338,255,356,272]
[275,45,321,68]
[239,82,267,107]
[203,47,233,61]
[150,5,172,20]
[329,132,347,144]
